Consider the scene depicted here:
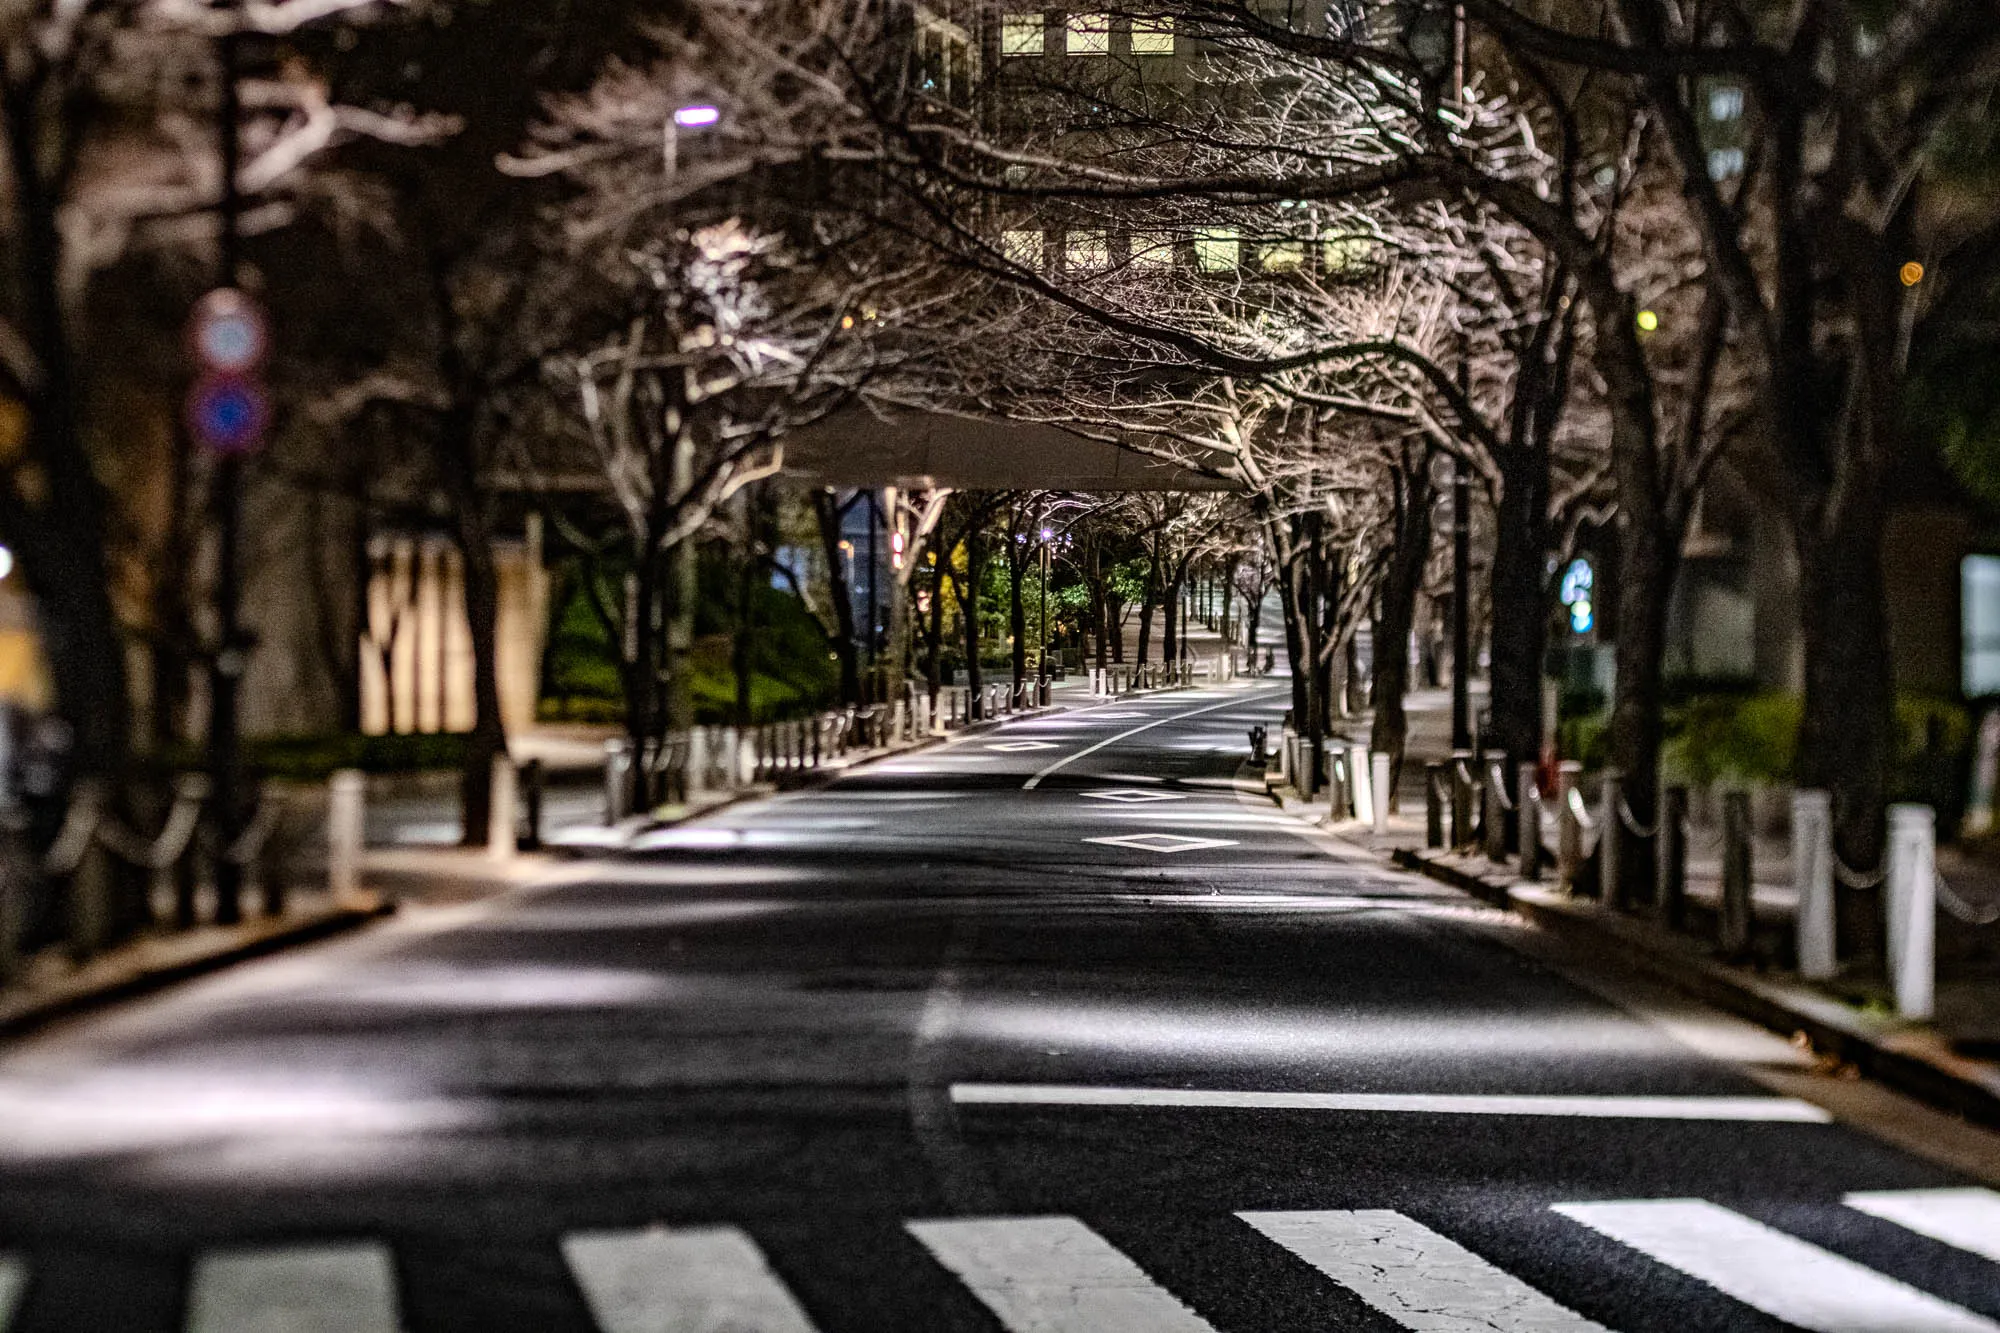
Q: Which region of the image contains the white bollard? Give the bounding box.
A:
[328,769,365,901]
[892,700,907,742]
[603,738,631,823]
[1348,741,1372,824]
[1370,751,1392,835]
[488,754,517,861]
[1886,804,1936,1020]
[1792,789,1836,981]
[688,728,710,798]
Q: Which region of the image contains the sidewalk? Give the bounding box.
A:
[1276,690,2000,1130]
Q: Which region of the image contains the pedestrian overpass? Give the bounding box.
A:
[779,406,1240,491]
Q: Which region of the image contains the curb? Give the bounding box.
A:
[1390,845,2000,1131]
[0,896,395,1044]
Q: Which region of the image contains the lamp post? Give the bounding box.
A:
[1038,525,1053,681]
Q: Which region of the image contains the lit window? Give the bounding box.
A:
[1194,228,1239,272]
[1261,239,1304,272]
[1322,234,1375,270]
[1066,229,1109,271]
[1002,12,1044,55]
[1707,147,1745,180]
[1708,85,1744,122]
[1128,231,1175,268]
[1130,16,1173,54]
[1002,229,1044,267]
[1067,12,1111,54]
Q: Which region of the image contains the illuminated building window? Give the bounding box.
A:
[1130,16,1174,54]
[1066,229,1109,271]
[1067,12,1111,54]
[1128,231,1175,268]
[1002,12,1045,55]
[1194,228,1239,271]
[1002,229,1044,267]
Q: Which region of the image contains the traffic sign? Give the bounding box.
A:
[187,373,269,455]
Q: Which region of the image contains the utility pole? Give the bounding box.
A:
[207,14,247,924]
[866,490,881,701]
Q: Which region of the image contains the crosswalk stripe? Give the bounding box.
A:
[1844,1187,2000,1264]
[1238,1209,1609,1332]
[561,1226,818,1333]
[185,1242,400,1333]
[905,1216,1218,1332]
[1553,1198,2000,1333]
[0,1254,23,1332]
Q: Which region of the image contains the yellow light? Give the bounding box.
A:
[841,315,855,329]
[1900,261,1925,287]
[1636,309,1659,333]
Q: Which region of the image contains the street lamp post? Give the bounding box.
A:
[1038,525,1052,681]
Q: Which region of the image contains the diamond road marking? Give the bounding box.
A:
[1085,833,1239,853]
[1080,789,1189,804]
[988,741,1059,752]
[1089,711,1151,720]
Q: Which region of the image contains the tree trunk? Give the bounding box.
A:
[813,490,862,706]
[1371,455,1433,801]
[961,524,984,702]
[1009,542,1028,690]
[1487,442,1551,770]
[437,400,507,845]
[924,540,950,703]
[1795,501,1892,962]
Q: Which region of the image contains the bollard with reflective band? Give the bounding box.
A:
[1792,789,1835,980]
[1370,751,1391,834]
[1556,760,1583,892]
[328,769,364,902]
[1451,749,1476,848]
[488,755,517,861]
[1483,750,1508,862]
[1425,762,1445,848]
[603,739,632,824]
[1518,761,1542,881]
[1349,742,1372,824]
[1887,804,1936,1020]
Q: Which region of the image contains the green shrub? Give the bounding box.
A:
[244,731,472,782]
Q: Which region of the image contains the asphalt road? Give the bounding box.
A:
[2,679,1998,1331]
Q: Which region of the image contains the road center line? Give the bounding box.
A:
[1022,687,1284,790]
[950,1084,1833,1121]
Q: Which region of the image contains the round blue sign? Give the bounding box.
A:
[187,374,269,454]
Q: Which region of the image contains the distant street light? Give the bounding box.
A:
[1636,308,1660,333]
[1901,261,1926,287]
[673,104,721,128]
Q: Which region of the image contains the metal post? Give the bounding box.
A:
[1887,804,1936,1020]
[1483,749,1507,862]
[1450,749,1474,848]
[1601,771,1624,909]
[604,739,631,823]
[488,754,517,861]
[1425,762,1445,849]
[519,758,543,851]
[1659,785,1689,928]
[1370,751,1391,834]
[1326,750,1348,821]
[1518,760,1542,881]
[1556,760,1583,891]
[1349,741,1373,824]
[328,769,364,903]
[1793,789,1836,980]
[1720,789,1753,958]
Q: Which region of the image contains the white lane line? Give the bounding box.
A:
[1079,789,1188,803]
[906,1216,1217,1333]
[1553,1199,2000,1333]
[186,1242,400,1333]
[949,1085,1832,1120]
[1084,834,1241,854]
[1022,690,1286,790]
[1844,1188,2000,1264]
[0,1254,22,1331]
[562,1226,819,1333]
[1239,1209,1609,1332]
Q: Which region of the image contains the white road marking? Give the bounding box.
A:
[186,1242,400,1333]
[1845,1188,2000,1264]
[0,1254,22,1330]
[1023,690,1286,790]
[906,1216,1217,1332]
[988,741,1059,752]
[1084,834,1241,854]
[1079,789,1188,803]
[1239,1209,1609,1332]
[1553,1199,2000,1333]
[950,1085,1832,1120]
[562,1225,819,1333]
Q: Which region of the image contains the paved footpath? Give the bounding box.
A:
[1,680,1998,1330]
